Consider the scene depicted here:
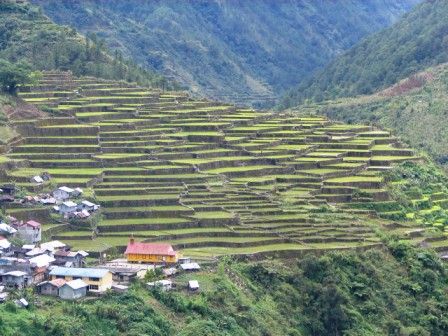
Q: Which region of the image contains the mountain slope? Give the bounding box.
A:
[279,0,448,109]
[0,0,176,89]
[292,63,448,165]
[32,0,419,105]
[2,246,448,336]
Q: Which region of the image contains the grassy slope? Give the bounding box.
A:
[32,0,418,105]
[279,0,448,109]
[293,63,448,165]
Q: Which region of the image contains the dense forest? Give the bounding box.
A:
[279,0,447,109]
[0,1,179,90]
[32,0,418,105]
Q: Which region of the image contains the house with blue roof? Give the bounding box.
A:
[49,267,112,292]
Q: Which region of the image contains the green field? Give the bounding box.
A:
[0,72,437,257]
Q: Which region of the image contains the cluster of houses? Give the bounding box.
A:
[22,186,100,220]
[0,216,42,246]
[124,235,200,292]
[0,184,16,203]
[0,235,200,301]
[0,239,92,300]
[1,183,100,220]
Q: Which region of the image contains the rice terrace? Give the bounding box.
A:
[1,71,443,260]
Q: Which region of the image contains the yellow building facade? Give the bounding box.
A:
[124,236,180,263]
[49,268,112,292]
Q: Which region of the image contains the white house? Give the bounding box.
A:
[41,241,66,251]
[59,279,88,300]
[29,254,55,268]
[0,223,17,235]
[30,176,44,183]
[147,280,172,291]
[180,262,200,271]
[74,188,83,196]
[15,220,42,244]
[188,280,199,291]
[40,197,57,205]
[77,200,96,212]
[0,238,12,256]
[59,201,77,214]
[53,187,75,201]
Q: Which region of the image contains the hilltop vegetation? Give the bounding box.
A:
[295,63,448,166]
[279,0,447,109]
[32,0,418,105]
[0,0,178,90]
[1,244,448,336]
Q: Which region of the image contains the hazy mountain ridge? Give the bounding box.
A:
[279,0,447,109]
[32,0,419,106]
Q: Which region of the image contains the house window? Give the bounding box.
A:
[89,277,100,282]
[73,277,82,280]
[89,285,99,290]
[56,275,65,279]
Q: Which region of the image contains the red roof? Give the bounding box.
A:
[125,242,177,256]
[25,220,41,228]
[49,279,67,288]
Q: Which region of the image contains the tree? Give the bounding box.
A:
[0,59,33,94]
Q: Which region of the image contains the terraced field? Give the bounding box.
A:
[0,72,434,257]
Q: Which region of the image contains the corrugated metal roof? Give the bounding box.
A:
[41,241,66,249]
[4,271,27,277]
[38,279,67,288]
[81,200,95,207]
[189,280,199,289]
[64,279,88,290]
[147,280,172,286]
[30,254,55,268]
[0,239,11,249]
[125,242,177,256]
[25,220,41,228]
[180,263,200,270]
[50,267,109,278]
[58,186,74,193]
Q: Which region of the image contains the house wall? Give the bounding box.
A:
[54,190,70,200]
[1,275,28,288]
[18,226,41,243]
[59,286,86,300]
[126,253,178,263]
[59,205,76,214]
[78,204,93,211]
[55,256,83,268]
[51,272,112,292]
[40,283,59,296]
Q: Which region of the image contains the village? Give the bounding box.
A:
[0,183,201,305]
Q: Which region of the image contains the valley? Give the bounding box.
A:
[2,1,448,335]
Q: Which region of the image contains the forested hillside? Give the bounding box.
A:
[32,0,419,106]
[279,0,447,109]
[0,1,178,89]
[1,243,448,336]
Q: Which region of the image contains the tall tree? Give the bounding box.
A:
[0,59,32,94]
